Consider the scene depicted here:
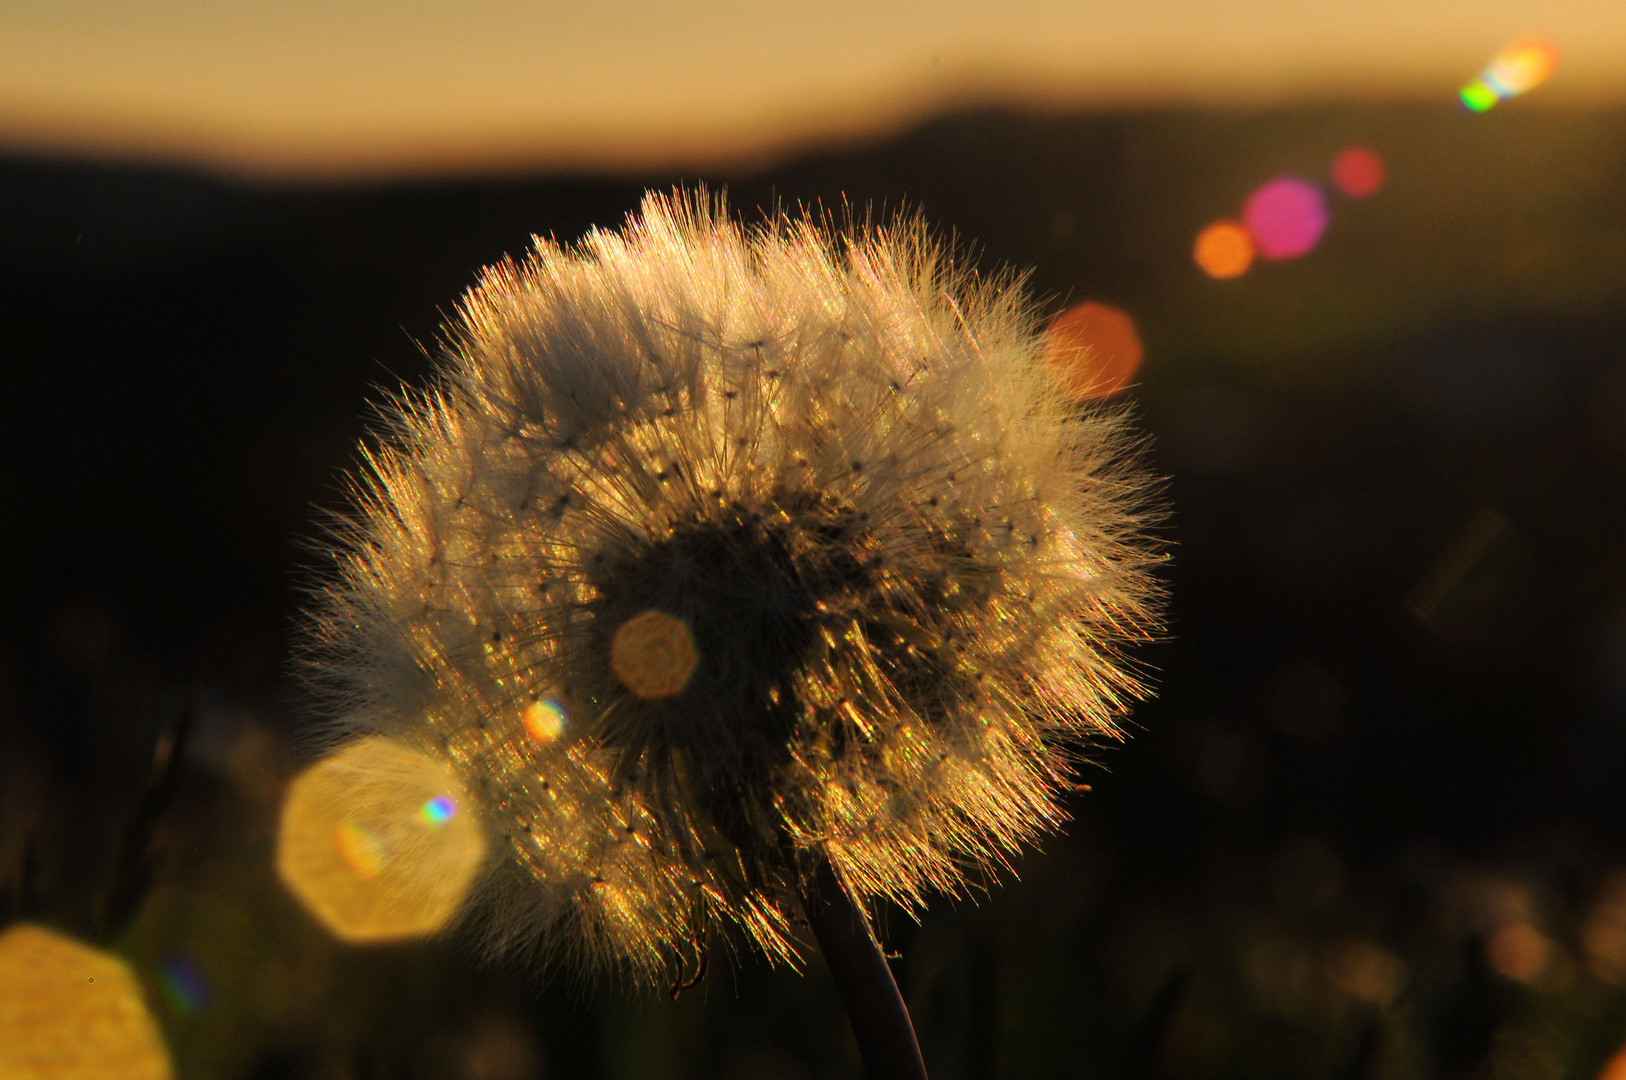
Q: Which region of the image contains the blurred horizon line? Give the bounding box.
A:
[2,85,1622,185]
[5,0,1622,181]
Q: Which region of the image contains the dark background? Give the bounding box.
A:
[3,101,1626,1079]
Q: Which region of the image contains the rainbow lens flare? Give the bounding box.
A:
[1041,301,1144,401]
[1460,80,1500,112]
[522,698,567,744]
[1460,35,1559,111]
[333,820,386,879]
[1194,220,1255,279]
[1330,147,1386,198]
[1243,177,1328,261]
[420,795,456,828]
[278,737,487,943]
[158,955,211,1015]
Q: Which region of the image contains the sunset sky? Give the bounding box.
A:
[0,0,1620,178]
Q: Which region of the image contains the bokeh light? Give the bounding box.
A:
[1582,870,1626,982]
[521,697,567,745]
[1193,220,1255,279]
[1327,940,1408,1006]
[1042,301,1145,400]
[1460,35,1559,111]
[610,610,699,699]
[1601,1040,1626,1080]
[1242,177,1328,260]
[1330,146,1385,197]
[277,737,487,943]
[1486,922,1553,982]
[0,924,174,1080]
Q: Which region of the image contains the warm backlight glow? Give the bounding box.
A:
[0,6,1616,177]
[610,610,699,699]
[1194,220,1256,278]
[1243,177,1329,260]
[1330,146,1386,197]
[0,924,173,1080]
[1461,35,1559,111]
[1042,302,1145,400]
[277,737,487,943]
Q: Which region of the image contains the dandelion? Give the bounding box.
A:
[296,190,1161,1075]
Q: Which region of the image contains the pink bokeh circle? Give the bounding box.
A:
[1243,177,1328,260]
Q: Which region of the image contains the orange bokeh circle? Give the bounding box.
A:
[1194,219,1255,279]
[1042,301,1144,401]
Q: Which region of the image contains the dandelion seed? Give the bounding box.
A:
[297,190,1162,991]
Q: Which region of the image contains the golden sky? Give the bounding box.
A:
[0,0,1620,178]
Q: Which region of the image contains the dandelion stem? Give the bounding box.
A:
[801,858,929,1080]
[91,694,195,938]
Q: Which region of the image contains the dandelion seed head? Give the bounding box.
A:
[301,190,1162,981]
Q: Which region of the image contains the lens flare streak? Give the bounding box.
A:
[1461,35,1559,111]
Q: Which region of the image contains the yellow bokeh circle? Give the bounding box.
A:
[0,923,173,1080]
[277,737,487,943]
